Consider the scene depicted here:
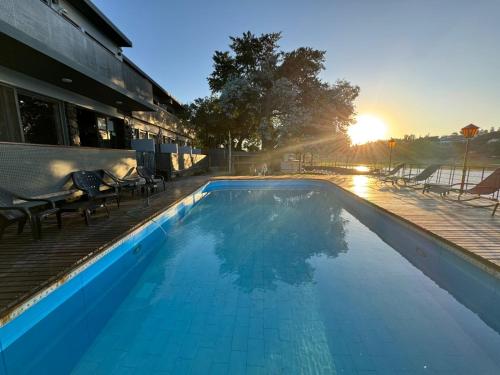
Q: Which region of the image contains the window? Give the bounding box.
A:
[148,133,158,144]
[74,106,99,147]
[18,93,63,145]
[67,105,128,149]
[0,84,23,143]
[97,116,109,141]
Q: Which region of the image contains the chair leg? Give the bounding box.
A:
[17,218,27,234]
[0,225,5,240]
[116,196,120,209]
[35,216,43,240]
[492,202,499,217]
[30,217,39,241]
[103,202,110,218]
[83,209,91,226]
[56,211,62,229]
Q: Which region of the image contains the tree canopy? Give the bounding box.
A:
[186,32,360,151]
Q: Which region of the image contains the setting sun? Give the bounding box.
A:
[348,114,388,145]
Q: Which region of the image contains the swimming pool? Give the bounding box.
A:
[1,180,500,374]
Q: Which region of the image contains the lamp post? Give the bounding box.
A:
[387,138,396,171]
[459,124,479,193]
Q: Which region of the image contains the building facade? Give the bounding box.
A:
[0,0,191,151]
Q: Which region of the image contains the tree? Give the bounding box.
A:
[188,31,359,151]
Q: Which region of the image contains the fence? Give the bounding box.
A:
[308,158,500,200]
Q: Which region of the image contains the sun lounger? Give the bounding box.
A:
[423,168,500,216]
[94,169,145,196]
[377,163,405,184]
[0,186,61,240]
[68,170,120,224]
[136,166,165,193]
[397,164,441,187]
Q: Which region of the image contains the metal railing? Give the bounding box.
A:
[308,159,500,200]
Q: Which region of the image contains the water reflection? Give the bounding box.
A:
[351,175,370,197]
[354,165,369,172]
[183,189,349,292]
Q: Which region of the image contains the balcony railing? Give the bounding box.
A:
[133,105,180,132]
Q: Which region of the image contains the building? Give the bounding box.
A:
[0,0,191,150]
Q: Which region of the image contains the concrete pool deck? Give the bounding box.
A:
[1,173,499,322]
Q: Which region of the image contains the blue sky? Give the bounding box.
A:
[94,0,500,137]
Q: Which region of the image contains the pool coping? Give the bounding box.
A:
[2,176,499,327]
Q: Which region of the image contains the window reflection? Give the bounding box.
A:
[18,93,61,145]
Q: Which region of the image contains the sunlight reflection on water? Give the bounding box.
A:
[354,165,370,172]
[352,175,369,197]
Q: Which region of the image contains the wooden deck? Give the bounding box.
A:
[2,173,500,322]
[0,175,212,321]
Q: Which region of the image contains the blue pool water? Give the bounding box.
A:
[1,180,500,374]
[65,185,500,375]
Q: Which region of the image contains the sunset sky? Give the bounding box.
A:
[94,0,500,138]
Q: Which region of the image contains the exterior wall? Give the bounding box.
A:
[122,63,154,104]
[0,142,136,197]
[0,0,188,161]
[131,106,191,144]
[58,0,121,55]
[0,0,153,104]
[171,153,208,175]
[133,107,179,131]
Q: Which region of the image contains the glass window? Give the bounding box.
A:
[97,116,109,141]
[18,93,62,145]
[74,106,99,147]
[0,84,23,143]
[148,133,158,143]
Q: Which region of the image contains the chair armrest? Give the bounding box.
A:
[12,195,56,209]
[95,175,119,193]
[102,170,121,183]
[450,182,477,187]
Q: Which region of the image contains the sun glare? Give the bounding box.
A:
[348,115,388,145]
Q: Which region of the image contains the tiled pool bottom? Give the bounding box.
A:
[72,188,500,375]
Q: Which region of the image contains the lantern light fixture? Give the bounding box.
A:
[459,123,479,193]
